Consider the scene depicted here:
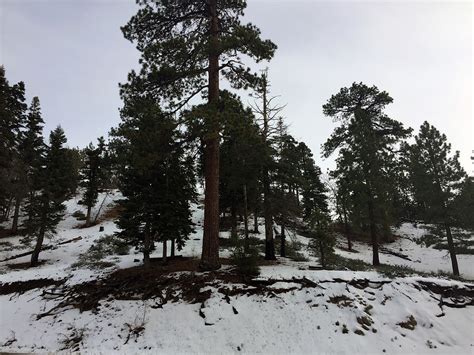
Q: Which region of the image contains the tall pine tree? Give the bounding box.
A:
[323,83,411,266]
[28,126,75,266]
[121,0,276,270]
[408,122,466,276]
[111,95,196,266]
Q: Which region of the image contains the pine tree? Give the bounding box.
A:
[111,95,196,266]
[12,97,46,233]
[28,126,75,266]
[121,0,276,270]
[81,137,108,227]
[219,91,264,251]
[408,122,466,276]
[323,83,412,266]
[0,66,27,223]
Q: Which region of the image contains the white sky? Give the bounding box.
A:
[1,0,472,174]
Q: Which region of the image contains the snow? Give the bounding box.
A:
[0,192,473,353]
[336,222,474,279]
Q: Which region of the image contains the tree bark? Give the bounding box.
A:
[162,240,168,264]
[319,240,325,268]
[143,221,151,267]
[343,204,352,251]
[171,239,175,258]
[367,194,380,266]
[263,168,276,260]
[230,203,237,239]
[280,221,286,257]
[262,74,275,260]
[243,184,249,253]
[85,205,92,227]
[200,0,221,271]
[445,223,460,276]
[253,205,259,233]
[11,196,21,234]
[31,211,47,267]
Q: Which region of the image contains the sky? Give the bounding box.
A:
[1,0,472,174]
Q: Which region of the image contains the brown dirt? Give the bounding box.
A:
[31,257,323,319]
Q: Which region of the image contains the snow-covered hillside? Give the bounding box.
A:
[0,192,473,353]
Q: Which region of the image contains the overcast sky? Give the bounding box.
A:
[1,0,472,174]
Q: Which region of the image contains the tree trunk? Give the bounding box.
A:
[143,222,151,267]
[319,240,325,269]
[4,196,13,221]
[253,206,259,233]
[162,240,168,264]
[263,168,276,260]
[243,184,249,253]
[171,239,175,258]
[230,203,237,239]
[31,215,46,267]
[445,223,460,276]
[343,204,352,251]
[200,0,220,271]
[85,205,92,227]
[280,222,286,257]
[367,195,380,266]
[11,196,22,234]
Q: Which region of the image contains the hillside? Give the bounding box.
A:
[0,191,473,353]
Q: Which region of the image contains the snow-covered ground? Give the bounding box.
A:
[0,191,473,353]
[336,223,474,279]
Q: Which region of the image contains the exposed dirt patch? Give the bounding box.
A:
[418,281,474,308]
[398,315,417,330]
[328,295,353,307]
[0,278,65,295]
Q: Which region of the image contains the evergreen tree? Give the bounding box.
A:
[0,66,27,223]
[28,126,75,266]
[323,83,411,266]
[121,0,276,270]
[306,209,336,269]
[81,137,108,227]
[111,95,196,266]
[12,97,46,233]
[218,91,264,251]
[408,122,466,276]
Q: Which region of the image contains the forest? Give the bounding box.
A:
[0,0,473,353]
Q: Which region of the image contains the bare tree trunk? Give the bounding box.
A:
[343,204,352,251]
[367,195,380,266]
[171,239,175,258]
[31,213,47,267]
[445,223,460,276]
[319,240,326,268]
[200,0,220,271]
[4,196,14,221]
[85,205,92,227]
[143,221,151,267]
[280,221,286,257]
[253,205,259,233]
[162,240,168,264]
[243,184,249,253]
[11,196,22,234]
[230,203,237,239]
[263,169,275,260]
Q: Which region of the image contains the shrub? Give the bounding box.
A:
[72,234,130,269]
[230,243,260,277]
[72,210,86,221]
